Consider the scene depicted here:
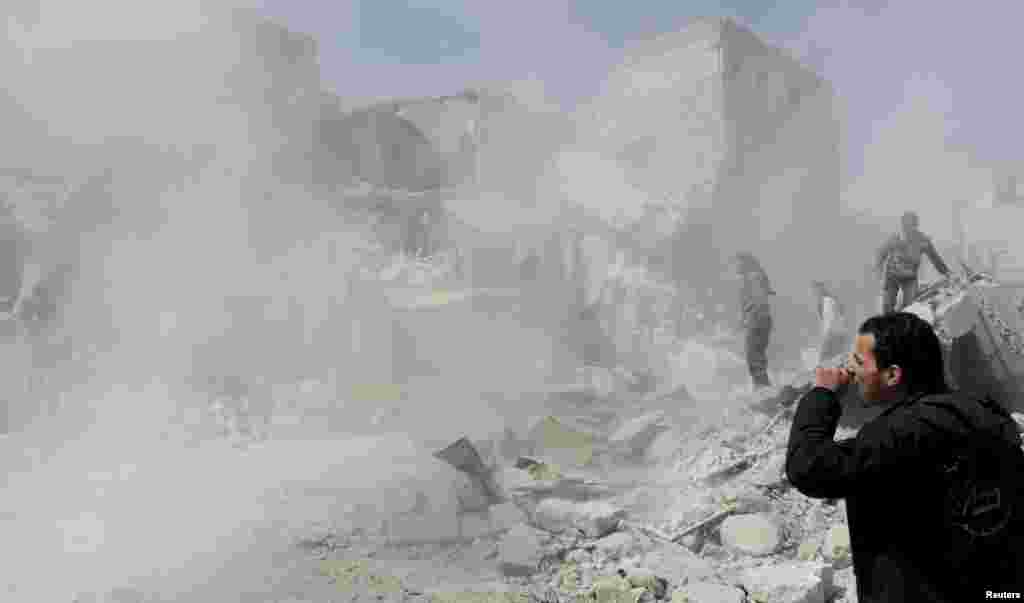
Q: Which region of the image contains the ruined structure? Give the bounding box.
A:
[579,17,841,301]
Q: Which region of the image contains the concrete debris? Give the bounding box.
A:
[609,412,670,457]
[739,562,830,603]
[646,429,684,464]
[667,340,749,402]
[747,453,787,489]
[630,547,717,588]
[429,591,529,603]
[591,530,652,560]
[822,525,851,569]
[717,491,774,515]
[499,524,547,577]
[830,567,858,603]
[318,559,404,597]
[532,499,627,539]
[490,502,530,531]
[796,537,821,561]
[527,416,597,468]
[578,569,667,603]
[625,570,669,600]
[671,582,745,603]
[718,513,782,557]
[678,531,704,554]
[587,574,647,603]
[456,470,500,514]
[515,457,564,481]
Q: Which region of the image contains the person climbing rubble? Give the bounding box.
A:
[810,280,851,364]
[786,312,1024,601]
[19,263,75,334]
[730,252,775,389]
[0,204,27,318]
[875,211,951,313]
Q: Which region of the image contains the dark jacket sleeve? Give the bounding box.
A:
[785,387,941,499]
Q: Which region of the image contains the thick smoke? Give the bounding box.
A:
[0,2,390,600]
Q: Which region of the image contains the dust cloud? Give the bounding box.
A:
[0,2,442,601]
[2,1,1013,601]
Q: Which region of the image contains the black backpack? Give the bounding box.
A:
[938,397,1024,587]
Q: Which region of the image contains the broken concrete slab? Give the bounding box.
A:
[797,536,821,561]
[532,498,626,539]
[822,525,851,569]
[719,513,782,557]
[739,562,830,603]
[385,512,460,545]
[747,453,787,488]
[609,411,670,456]
[455,471,499,514]
[527,416,596,467]
[498,524,547,577]
[672,581,745,603]
[646,428,684,464]
[489,501,529,532]
[717,490,774,515]
[830,566,857,603]
[625,569,669,599]
[591,530,653,561]
[631,545,717,588]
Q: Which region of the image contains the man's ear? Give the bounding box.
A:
[885,365,903,388]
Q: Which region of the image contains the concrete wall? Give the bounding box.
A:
[585,18,726,213]
[717,20,841,298]
[583,18,841,352]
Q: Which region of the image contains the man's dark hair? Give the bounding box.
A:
[858,312,949,396]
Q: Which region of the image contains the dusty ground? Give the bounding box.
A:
[0,334,873,603]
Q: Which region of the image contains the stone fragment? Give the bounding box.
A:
[671,582,745,603]
[527,416,595,467]
[679,531,704,553]
[532,499,626,539]
[633,546,717,587]
[610,412,670,456]
[830,566,858,603]
[489,502,528,532]
[626,570,668,600]
[797,536,821,561]
[719,513,782,557]
[593,531,650,560]
[822,525,851,569]
[498,524,546,577]
[647,429,683,463]
[740,562,830,603]
[748,454,787,488]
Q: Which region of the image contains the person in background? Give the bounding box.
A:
[811,280,852,364]
[0,204,26,317]
[875,211,951,313]
[731,252,776,389]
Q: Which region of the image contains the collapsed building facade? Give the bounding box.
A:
[301,17,851,405]
[578,18,842,339]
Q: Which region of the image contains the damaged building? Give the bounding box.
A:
[578,17,842,327]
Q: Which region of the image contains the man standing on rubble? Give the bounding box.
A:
[786,312,1024,601]
[731,252,775,389]
[875,211,951,313]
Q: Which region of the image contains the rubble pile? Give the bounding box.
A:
[264,360,870,603]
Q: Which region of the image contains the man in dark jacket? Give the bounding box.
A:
[786,312,1024,602]
[875,211,951,313]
